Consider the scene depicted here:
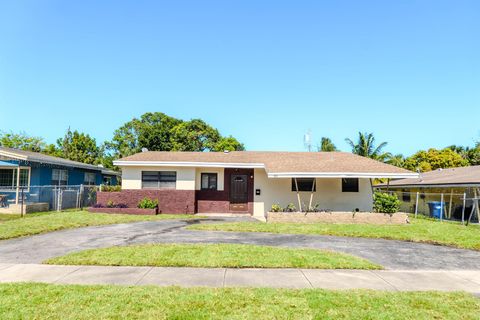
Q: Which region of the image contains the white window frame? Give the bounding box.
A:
[141,171,177,189]
[84,172,96,186]
[52,169,68,186]
[0,167,31,192]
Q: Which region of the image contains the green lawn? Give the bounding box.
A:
[188,218,480,250]
[45,243,381,269]
[0,283,478,319]
[0,210,200,241]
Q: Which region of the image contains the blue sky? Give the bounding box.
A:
[0,0,479,156]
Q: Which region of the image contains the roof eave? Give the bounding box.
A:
[112,160,265,168]
[267,172,419,179]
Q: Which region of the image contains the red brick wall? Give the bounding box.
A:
[97,190,195,214]
[195,168,254,214]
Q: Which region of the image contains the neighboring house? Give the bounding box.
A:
[0,147,119,206]
[112,151,416,218]
[376,166,480,221]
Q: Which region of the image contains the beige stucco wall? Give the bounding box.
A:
[195,167,225,191]
[253,168,373,218]
[121,166,196,190]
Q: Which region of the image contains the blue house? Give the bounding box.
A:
[0,146,119,210]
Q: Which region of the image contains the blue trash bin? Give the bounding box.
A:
[428,202,448,219]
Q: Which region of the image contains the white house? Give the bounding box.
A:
[112,151,417,219]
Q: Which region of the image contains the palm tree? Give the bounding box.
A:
[318,137,337,152]
[387,153,405,167]
[345,132,390,161]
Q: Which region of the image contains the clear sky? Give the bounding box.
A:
[1,0,479,156]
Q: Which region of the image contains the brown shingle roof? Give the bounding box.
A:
[114,151,416,178]
[380,166,480,187]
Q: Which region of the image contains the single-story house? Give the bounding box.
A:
[0,146,119,208]
[375,166,480,222]
[111,151,417,219]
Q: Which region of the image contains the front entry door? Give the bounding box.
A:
[230,174,248,211]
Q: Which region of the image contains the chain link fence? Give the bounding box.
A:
[0,185,98,212]
[383,190,479,223]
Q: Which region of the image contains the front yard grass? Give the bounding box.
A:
[187,217,480,250]
[44,243,381,269]
[0,210,201,241]
[0,283,478,319]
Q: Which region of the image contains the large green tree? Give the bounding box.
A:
[403,148,469,172]
[318,137,337,152]
[106,112,181,158]
[56,128,102,165]
[107,112,244,157]
[0,131,47,152]
[345,132,390,161]
[447,144,480,166]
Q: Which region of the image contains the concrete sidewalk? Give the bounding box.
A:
[0,263,479,293]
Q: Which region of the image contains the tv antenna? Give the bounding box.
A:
[304,130,312,152]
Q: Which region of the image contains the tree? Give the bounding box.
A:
[106,112,182,158]
[170,119,222,151]
[56,128,102,165]
[447,144,480,166]
[345,132,390,161]
[0,131,46,152]
[106,112,245,157]
[386,154,405,168]
[212,136,245,152]
[318,137,337,152]
[403,148,469,172]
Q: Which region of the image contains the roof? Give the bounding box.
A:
[0,146,118,174]
[114,151,417,179]
[0,160,18,167]
[377,166,480,188]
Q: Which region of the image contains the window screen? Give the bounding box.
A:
[201,173,217,190]
[52,169,68,186]
[142,171,176,189]
[84,172,96,185]
[342,178,359,192]
[291,178,316,192]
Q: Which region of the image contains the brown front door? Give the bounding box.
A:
[230,174,248,211]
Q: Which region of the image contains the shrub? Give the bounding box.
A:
[284,203,297,212]
[373,192,400,214]
[101,185,121,192]
[104,201,127,208]
[138,197,159,209]
[270,204,282,212]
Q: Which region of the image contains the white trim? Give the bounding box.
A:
[0,166,31,193]
[267,172,419,179]
[113,161,265,168]
[0,150,28,161]
[0,150,103,172]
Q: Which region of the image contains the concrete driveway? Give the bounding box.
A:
[0,217,479,270]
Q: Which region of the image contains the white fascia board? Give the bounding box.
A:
[113,161,265,169]
[0,151,27,161]
[267,172,420,179]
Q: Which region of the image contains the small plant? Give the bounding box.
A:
[101,185,121,192]
[271,204,282,212]
[103,201,127,208]
[138,197,159,209]
[284,203,297,212]
[373,191,400,214]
